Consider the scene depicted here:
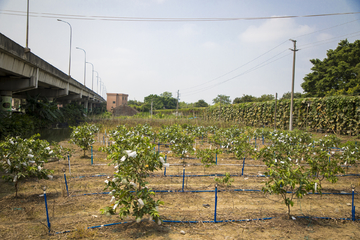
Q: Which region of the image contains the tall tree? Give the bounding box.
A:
[213,94,231,105]
[281,92,302,100]
[233,94,256,104]
[194,99,209,107]
[144,92,177,110]
[301,39,360,97]
[258,94,275,102]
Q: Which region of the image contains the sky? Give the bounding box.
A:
[0,0,360,105]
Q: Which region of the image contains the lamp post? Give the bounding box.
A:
[94,71,99,94]
[57,19,72,77]
[86,62,94,91]
[25,0,30,52]
[98,77,101,95]
[76,47,86,86]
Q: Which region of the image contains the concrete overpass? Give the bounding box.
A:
[0,32,105,112]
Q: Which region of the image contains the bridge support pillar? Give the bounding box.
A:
[0,91,12,112]
[84,100,88,113]
[89,102,93,113]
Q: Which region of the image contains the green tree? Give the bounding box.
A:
[301,39,360,97]
[213,94,231,105]
[101,125,164,224]
[194,99,209,107]
[258,94,275,102]
[22,94,64,125]
[69,123,99,156]
[144,92,177,110]
[0,134,55,197]
[179,101,194,109]
[281,92,302,100]
[233,94,256,104]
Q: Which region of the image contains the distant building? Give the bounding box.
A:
[106,93,128,112]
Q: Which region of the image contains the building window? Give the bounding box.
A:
[113,101,115,104]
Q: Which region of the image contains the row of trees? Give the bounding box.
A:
[128,91,209,112]
[213,92,302,105]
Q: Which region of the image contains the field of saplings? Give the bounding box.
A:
[0,120,359,239]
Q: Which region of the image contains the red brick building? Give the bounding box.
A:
[106,93,128,112]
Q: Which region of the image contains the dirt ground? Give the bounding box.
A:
[0,135,359,240]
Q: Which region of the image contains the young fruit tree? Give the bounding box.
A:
[259,131,316,218]
[196,148,222,168]
[100,130,166,224]
[69,123,99,156]
[307,135,344,190]
[0,134,56,197]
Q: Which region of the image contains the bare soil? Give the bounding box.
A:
[0,136,359,240]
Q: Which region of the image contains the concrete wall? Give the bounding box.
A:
[107,93,128,112]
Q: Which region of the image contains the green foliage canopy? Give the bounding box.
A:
[213,94,231,105]
[301,39,360,97]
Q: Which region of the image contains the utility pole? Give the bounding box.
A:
[274,93,277,130]
[176,90,179,118]
[289,39,298,131]
[150,99,153,117]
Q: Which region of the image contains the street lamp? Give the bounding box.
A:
[57,19,72,77]
[94,71,99,94]
[76,47,86,86]
[25,0,30,52]
[86,62,94,91]
[98,77,101,95]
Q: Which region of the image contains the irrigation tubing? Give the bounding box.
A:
[70,188,357,197]
[68,173,360,180]
[55,217,274,235]
[54,214,359,235]
[296,216,359,221]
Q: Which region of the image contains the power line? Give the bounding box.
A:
[180,40,289,91]
[182,50,291,96]
[181,20,360,96]
[1,10,359,22]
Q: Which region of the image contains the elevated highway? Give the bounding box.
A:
[0,33,105,112]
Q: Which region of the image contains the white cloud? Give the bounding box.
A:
[239,17,315,43]
[177,24,199,38]
[316,33,333,41]
[202,41,217,49]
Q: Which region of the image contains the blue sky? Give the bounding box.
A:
[0,0,359,104]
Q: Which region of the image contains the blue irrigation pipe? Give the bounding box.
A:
[67,155,71,175]
[164,155,167,176]
[216,153,218,165]
[56,218,274,234]
[352,188,355,221]
[297,216,359,221]
[91,146,93,165]
[162,217,274,224]
[43,190,51,234]
[72,188,358,197]
[182,166,185,192]
[214,185,218,222]
[241,158,245,176]
[64,173,69,196]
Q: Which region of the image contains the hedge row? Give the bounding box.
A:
[203,96,360,135]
